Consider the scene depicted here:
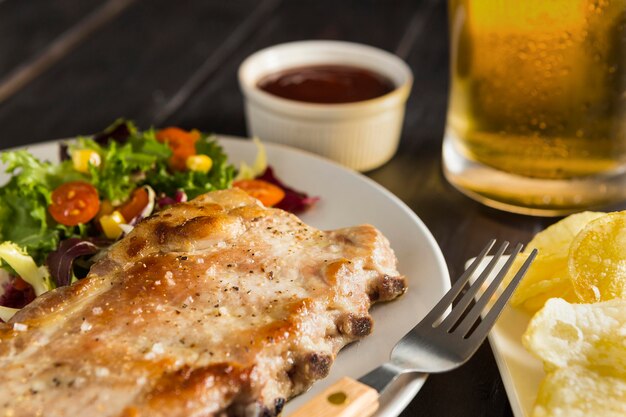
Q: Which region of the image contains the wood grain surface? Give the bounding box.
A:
[0,0,614,416]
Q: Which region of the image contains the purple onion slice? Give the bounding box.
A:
[46,238,100,287]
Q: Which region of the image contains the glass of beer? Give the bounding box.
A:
[443,0,626,216]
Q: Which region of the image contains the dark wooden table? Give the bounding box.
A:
[0,1,573,416]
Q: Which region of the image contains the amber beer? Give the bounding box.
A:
[444,0,626,215]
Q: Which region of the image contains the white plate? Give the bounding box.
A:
[468,256,543,417]
[489,300,543,417]
[0,136,450,417]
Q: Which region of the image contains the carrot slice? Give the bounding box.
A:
[156,127,200,171]
[118,187,150,223]
[232,179,285,207]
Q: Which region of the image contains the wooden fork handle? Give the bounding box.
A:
[289,377,379,417]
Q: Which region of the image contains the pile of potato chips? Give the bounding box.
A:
[514,211,626,417]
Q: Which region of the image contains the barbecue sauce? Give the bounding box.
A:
[257,65,395,104]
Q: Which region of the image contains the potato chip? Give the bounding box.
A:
[510,254,578,314]
[568,211,626,302]
[526,211,605,257]
[533,366,626,417]
[523,297,626,372]
[510,212,603,313]
[524,298,626,417]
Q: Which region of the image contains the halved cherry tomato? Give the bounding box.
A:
[233,179,285,207]
[49,181,100,226]
[156,127,200,171]
[118,187,149,223]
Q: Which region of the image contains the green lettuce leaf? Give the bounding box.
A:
[0,152,85,265]
[0,241,54,296]
[76,131,171,204]
[146,133,234,199]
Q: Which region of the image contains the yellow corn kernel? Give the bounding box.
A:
[99,210,125,239]
[72,149,101,173]
[186,154,213,173]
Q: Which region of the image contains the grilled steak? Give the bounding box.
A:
[0,189,406,417]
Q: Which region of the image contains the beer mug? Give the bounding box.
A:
[443,1,626,216]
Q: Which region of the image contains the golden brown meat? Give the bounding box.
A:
[0,189,406,417]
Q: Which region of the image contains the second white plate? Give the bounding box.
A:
[467,255,543,417]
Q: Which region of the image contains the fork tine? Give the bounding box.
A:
[454,243,524,337]
[419,239,496,325]
[467,248,537,343]
[438,241,509,332]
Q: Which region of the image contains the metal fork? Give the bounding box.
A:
[290,240,537,417]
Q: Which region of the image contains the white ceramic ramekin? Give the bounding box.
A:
[238,41,413,171]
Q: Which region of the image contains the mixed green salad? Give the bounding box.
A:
[0,120,317,321]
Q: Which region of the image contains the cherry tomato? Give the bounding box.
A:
[118,187,149,223]
[156,127,200,171]
[49,182,100,226]
[233,179,285,207]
